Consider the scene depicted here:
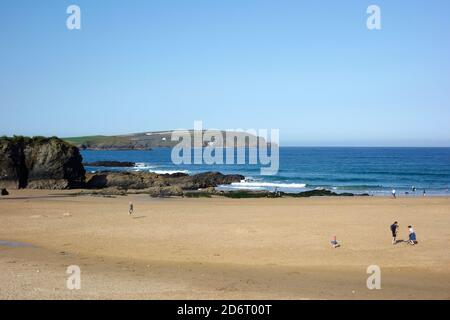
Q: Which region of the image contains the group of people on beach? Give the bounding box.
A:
[129,198,420,248]
[391,186,427,198]
[390,221,417,245]
[331,222,418,248]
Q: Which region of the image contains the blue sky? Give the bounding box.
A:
[0,0,449,146]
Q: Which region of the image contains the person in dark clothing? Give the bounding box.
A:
[129,202,134,215]
[390,221,399,244]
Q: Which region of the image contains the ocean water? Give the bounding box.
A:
[81,147,450,196]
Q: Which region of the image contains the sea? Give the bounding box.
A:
[81,147,450,196]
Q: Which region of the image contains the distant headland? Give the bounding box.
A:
[63,130,268,151]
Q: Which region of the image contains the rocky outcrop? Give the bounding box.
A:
[219,189,369,198]
[287,189,369,197]
[83,161,135,167]
[85,171,244,191]
[0,136,85,189]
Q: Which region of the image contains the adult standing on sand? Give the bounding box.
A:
[129,202,134,215]
[390,221,399,244]
[392,189,396,198]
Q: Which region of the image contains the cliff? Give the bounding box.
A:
[0,136,85,189]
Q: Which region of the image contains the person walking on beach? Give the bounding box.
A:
[408,225,417,245]
[423,189,426,197]
[128,202,134,215]
[390,221,399,244]
[392,189,396,198]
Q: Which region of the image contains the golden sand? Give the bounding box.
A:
[0,190,449,299]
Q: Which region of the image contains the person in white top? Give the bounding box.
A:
[408,225,417,245]
[392,189,396,198]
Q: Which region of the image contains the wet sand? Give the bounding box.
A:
[0,190,449,299]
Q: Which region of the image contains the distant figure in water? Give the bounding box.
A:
[412,186,416,192]
[408,225,417,245]
[392,189,396,198]
[390,221,399,245]
[128,202,134,215]
[423,189,426,197]
[330,235,340,248]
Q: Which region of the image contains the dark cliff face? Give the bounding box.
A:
[0,137,85,189]
[0,139,27,188]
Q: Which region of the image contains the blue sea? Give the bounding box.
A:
[81,147,450,196]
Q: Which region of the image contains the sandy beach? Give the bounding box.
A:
[0,190,449,300]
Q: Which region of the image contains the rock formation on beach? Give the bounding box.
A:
[83,161,136,167]
[85,171,244,191]
[0,136,364,198]
[0,136,244,192]
[0,136,85,189]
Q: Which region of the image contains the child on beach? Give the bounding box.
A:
[390,221,399,244]
[408,225,417,245]
[128,202,134,215]
[330,235,340,248]
[392,189,396,198]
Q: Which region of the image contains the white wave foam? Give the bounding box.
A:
[229,181,307,189]
[132,162,189,174]
[134,162,155,170]
[225,185,266,190]
[150,170,189,175]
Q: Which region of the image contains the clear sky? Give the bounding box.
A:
[1,0,449,146]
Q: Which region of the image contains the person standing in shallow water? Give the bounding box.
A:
[128,202,134,215]
[392,189,396,198]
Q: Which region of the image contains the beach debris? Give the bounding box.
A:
[1,188,8,196]
[62,212,71,217]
